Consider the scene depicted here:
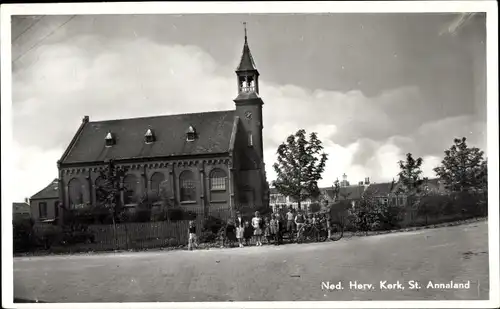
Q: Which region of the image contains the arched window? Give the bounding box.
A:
[151,172,165,196]
[179,170,196,202]
[95,177,106,204]
[210,169,227,191]
[123,174,140,205]
[68,178,83,208]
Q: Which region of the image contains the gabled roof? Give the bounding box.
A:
[13,202,30,214]
[30,179,59,200]
[61,110,236,164]
[236,39,258,72]
[338,185,366,200]
[364,182,394,197]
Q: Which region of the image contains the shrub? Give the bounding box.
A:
[13,217,35,253]
[167,208,197,221]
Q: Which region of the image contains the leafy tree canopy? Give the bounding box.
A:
[272,129,328,208]
[433,137,487,193]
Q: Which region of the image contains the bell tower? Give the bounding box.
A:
[234,22,265,162]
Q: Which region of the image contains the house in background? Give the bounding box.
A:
[54,30,269,223]
[269,187,314,212]
[29,179,60,223]
[270,175,370,213]
[13,201,31,220]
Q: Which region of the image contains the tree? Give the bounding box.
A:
[347,191,380,234]
[95,160,127,248]
[433,137,487,193]
[272,129,328,210]
[397,153,428,219]
[396,153,429,226]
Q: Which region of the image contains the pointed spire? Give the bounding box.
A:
[236,22,257,72]
[244,21,248,44]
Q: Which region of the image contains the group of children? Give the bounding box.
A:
[187,208,330,250]
[222,210,283,248]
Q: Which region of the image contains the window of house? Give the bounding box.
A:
[398,196,404,206]
[144,128,155,144]
[123,174,139,205]
[210,169,227,191]
[180,170,196,202]
[248,133,253,147]
[392,197,397,205]
[105,132,115,147]
[39,202,47,219]
[68,178,83,208]
[54,201,59,219]
[151,172,165,196]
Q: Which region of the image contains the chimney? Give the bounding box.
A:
[24,197,30,204]
[358,181,363,186]
[364,177,370,185]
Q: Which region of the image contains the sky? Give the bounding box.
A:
[10,13,487,201]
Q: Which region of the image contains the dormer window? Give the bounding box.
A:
[144,128,155,144]
[186,125,196,142]
[105,132,115,147]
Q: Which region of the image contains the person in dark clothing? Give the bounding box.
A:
[243,221,253,246]
[225,218,237,248]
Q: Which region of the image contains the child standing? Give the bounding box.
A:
[243,221,253,246]
[252,211,263,246]
[235,212,245,248]
[188,220,198,251]
[269,214,279,245]
[263,217,271,244]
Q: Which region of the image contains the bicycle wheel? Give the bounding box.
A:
[318,227,328,242]
[329,222,344,241]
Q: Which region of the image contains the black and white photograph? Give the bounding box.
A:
[1,1,498,308]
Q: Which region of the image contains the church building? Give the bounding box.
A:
[55,28,269,221]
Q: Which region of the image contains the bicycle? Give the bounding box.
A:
[296,222,328,243]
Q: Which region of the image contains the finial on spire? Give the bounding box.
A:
[243,21,248,43]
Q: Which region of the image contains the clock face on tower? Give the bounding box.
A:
[245,111,252,119]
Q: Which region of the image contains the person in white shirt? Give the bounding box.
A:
[252,211,263,246]
[295,210,306,238]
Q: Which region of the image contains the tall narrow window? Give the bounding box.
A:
[179,170,196,202]
[210,169,227,191]
[248,133,253,147]
[39,202,48,219]
[54,201,59,219]
[123,174,139,205]
[151,172,165,197]
[95,177,106,204]
[68,178,83,208]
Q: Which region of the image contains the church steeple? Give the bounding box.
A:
[236,22,260,96]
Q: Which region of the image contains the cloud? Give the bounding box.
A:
[12,35,486,201]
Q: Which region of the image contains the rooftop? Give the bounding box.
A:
[30,179,59,200]
[61,110,237,164]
